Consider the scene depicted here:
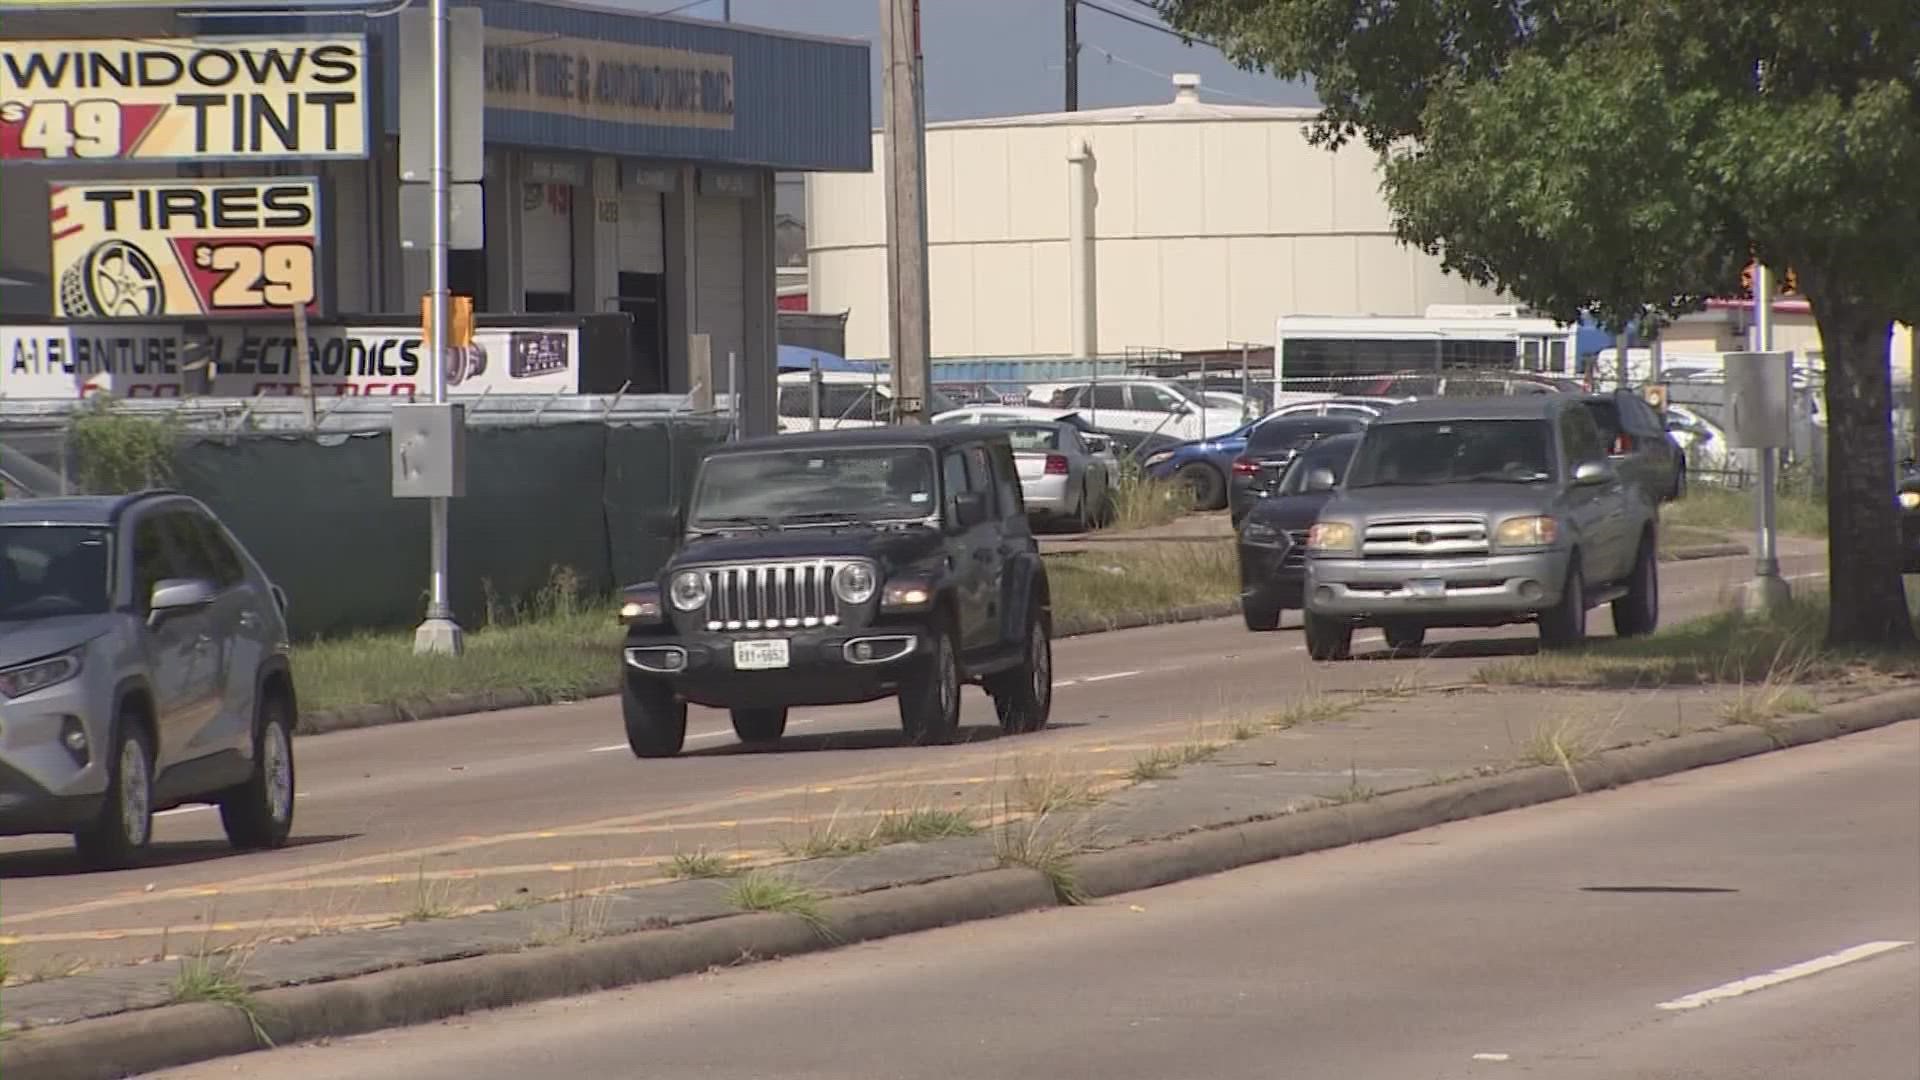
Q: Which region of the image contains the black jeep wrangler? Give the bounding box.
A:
[616,427,1054,757]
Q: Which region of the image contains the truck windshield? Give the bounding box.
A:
[691,447,939,527]
[1346,420,1555,487]
[0,525,113,620]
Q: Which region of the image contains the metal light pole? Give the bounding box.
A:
[1742,264,1790,614]
[413,0,464,656]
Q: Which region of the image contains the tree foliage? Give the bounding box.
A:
[1162,0,1919,644]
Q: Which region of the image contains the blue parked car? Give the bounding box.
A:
[1138,421,1260,511]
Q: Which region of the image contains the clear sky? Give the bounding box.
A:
[616,0,1318,121]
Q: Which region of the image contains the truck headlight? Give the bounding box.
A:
[833,562,878,605]
[0,652,81,699]
[1900,491,1919,511]
[668,571,708,612]
[1306,521,1357,555]
[1493,516,1560,549]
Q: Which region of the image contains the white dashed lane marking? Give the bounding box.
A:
[1654,940,1914,1012]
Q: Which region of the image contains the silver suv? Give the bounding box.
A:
[0,492,297,867]
[1301,395,1659,659]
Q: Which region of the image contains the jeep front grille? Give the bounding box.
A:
[1362,518,1489,558]
[700,560,850,631]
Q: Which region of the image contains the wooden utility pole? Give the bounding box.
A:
[881,0,932,422]
[1064,0,1079,110]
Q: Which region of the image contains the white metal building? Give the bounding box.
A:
[807,73,1504,362]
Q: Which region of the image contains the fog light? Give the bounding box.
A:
[659,650,686,671]
[1519,580,1544,602]
[853,641,874,662]
[1315,586,1336,605]
[59,717,89,764]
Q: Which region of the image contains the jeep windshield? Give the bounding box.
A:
[0,525,113,620]
[1345,420,1555,488]
[690,447,939,528]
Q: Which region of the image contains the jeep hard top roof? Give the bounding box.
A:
[1371,395,1571,425]
[718,426,1000,456]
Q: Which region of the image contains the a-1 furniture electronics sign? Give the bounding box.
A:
[0,35,368,162]
[50,178,324,320]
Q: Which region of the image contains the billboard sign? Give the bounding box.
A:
[0,322,581,399]
[50,178,323,320]
[0,35,368,162]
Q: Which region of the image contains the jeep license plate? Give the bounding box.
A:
[1409,578,1445,600]
[733,639,791,670]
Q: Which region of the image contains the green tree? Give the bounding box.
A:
[1161,0,1917,645]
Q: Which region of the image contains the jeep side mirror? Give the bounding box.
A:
[1306,467,1337,492]
[950,491,990,529]
[1573,461,1615,486]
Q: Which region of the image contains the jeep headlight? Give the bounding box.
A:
[1900,490,1920,511]
[668,570,708,612]
[1306,521,1357,555]
[0,652,81,700]
[1494,516,1560,549]
[833,562,878,605]
[1240,519,1283,546]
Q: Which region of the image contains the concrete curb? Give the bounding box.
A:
[298,538,1747,736]
[13,687,1913,1080]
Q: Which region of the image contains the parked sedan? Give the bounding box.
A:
[1228,415,1371,523]
[999,422,1113,529]
[1138,420,1259,511]
[1578,390,1685,502]
[1237,433,1363,631]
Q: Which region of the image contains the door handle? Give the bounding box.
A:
[238,612,260,630]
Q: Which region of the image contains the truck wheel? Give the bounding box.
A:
[219,689,296,851]
[1538,562,1587,650]
[74,716,154,868]
[900,624,962,746]
[988,606,1052,735]
[1177,462,1226,511]
[1383,624,1426,651]
[1611,538,1660,638]
[1303,611,1353,661]
[1242,598,1282,632]
[624,678,688,758]
[730,707,789,745]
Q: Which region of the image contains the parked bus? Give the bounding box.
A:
[1273,307,1580,393]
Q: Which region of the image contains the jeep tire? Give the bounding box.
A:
[1383,623,1426,651]
[730,707,789,745]
[1303,610,1353,661]
[900,623,962,746]
[1242,598,1282,632]
[1612,537,1660,639]
[1539,561,1587,650]
[219,689,296,851]
[75,714,154,868]
[624,678,688,758]
[988,606,1052,735]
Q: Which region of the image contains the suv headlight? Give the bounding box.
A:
[1141,450,1175,469]
[1494,516,1560,549]
[0,652,81,699]
[668,570,708,612]
[1240,519,1282,546]
[834,562,878,605]
[1306,521,1357,555]
[1900,490,1919,511]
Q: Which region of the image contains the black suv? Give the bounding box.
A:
[617,427,1054,757]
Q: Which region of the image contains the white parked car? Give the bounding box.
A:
[932,405,1123,478]
[1039,379,1244,442]
[775,371,960,433]
[998,421,1113,528]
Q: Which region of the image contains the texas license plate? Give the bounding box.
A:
[1409,578,1445,600]
[733,639,791,670]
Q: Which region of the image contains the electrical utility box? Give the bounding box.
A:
[392,403,467,498]
[1720,351,1792,449]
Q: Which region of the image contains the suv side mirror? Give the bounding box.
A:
[950,491,990,529]
[1573,461,1615,486]
[1306,467,1337,492]
[149,578,217,626]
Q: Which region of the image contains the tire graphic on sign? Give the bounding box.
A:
[60,239,164,318]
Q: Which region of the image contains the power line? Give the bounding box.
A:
[1081,41,1289,106]
[1077,0,1201,44]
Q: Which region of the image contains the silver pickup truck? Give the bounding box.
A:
[1300,395,1660,660]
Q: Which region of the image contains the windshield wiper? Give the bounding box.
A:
[1462,471,1551,484]
[780,511,865,526]
[693,514,779,531]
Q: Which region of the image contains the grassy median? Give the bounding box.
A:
[292,542,1241,717]
[1478,590,1920,690]
[1661,486,1826,538]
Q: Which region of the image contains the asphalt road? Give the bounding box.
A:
[0,548,1830,970]
[152,715,1920,1080]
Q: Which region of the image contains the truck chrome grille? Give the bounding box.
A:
[1362,518,1489,558]
[699,560,851,631]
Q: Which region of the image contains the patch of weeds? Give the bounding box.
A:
[556,867,617,942]
[726,873,832,937]
[1522,714,1613,794]
[1044,542,1238,625]
[1009,758,1101,816]
[872,805,979,844]
[401,863,460,923]
[1268,692,1361,730]
[491,891,541,913]
[0,946,10,985]
[1130,746,1182,781]
[666,849,740,880]
[1228,717,1263,742]
[781,814,880,859]
[1102,472,1196,532]
[1321,765,1377,806]
[993,810,1086,906]
[171,948,271,1047]
[1719,683,1818,726]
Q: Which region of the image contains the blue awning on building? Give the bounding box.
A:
[777,346,879,373]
